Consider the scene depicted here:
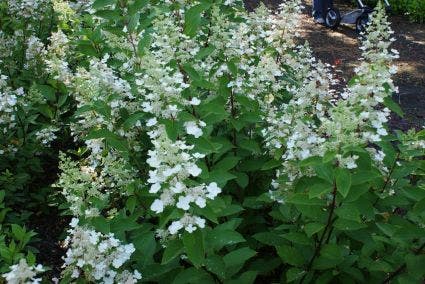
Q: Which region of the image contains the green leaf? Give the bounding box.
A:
[406,254,425,279]
[234,172,249,188]
[309,182,332,198]
[205,255,226,279]
[182,230,204,268]
[129,0,148,14]
[384,96,404,117]
[123,112,145,130]
[195,46,215,60]
[351,170,380,185]
[304,223,325,237]
[223,247,257,278]
[128,13,140,32]
[36,85,56,102]
[207,229,245,250]
[11,224,26,241]
[276,245,305,266]
[336,168,351,198]
[239,139,261,154]
[300,156,322,167]
[182,63,201,81]
[205,170,237,188]
[93,10,121,19]
[173,267,215,284]
[93,0,116,10]
[138,30,152,55]
[226,271,258,284]
[163,119,179,141]
[335,203,361,222]
[286,268,306,282]
[286,194,326,206]
[313,163,334,183]
[218,204,244,217]
[162,239,184,264]
[184,4,210,37]
[282,232,312,246]
[261,159,281,170]
[214,156,240,171]
[320,244,343,261]
[334,219,367,231]
[132,231,156,266]
[253,232,286,246]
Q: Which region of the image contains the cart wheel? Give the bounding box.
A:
[325,8,341,29]
[356,14,369,33]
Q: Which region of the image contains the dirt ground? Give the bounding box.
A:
[245,0,425,130]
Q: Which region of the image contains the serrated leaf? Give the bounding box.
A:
[286,194,326,206]
[276,245,305,266]
[182,230,204,268]
[286,268,306,282]
[214,156,240,171]
[223,247,256,278]
[205,255,226,279]
[309,182,332,198]
[36,84,56,102]
[336,168,351,198]
[162,239,183,264]
[304,223,325,237]
[384,96,404,117]
[207,229,245,250]
[253,232,286,246]
[93,0,116,9]
[184,4,210,37]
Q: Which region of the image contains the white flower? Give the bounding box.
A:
[176,195,192,211]
[169,220,183,235]
[206,182,221,199]
[187,164,202,177]
[185,224,197,233]
[62,226,137,283]
[70,218,79,228]
[149,183,161,193]
[171,182,184,193]
[377,128,387,136]
[150,199,164,213]
[146,118,157,127]
[184,121,203,138]
[2,259,44,284]
[189,97,201,105]
[194,216,206,228]
[195,197,206,208]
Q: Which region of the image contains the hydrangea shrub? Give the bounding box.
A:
[0,0,424,283]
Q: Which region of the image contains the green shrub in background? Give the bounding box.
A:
[368,0,425,22]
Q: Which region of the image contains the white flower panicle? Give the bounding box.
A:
[146,126,221,235]
[62,219,141,284]
[56,153,138,217]
[2,259,44,284]
[35,126,59,146]
[261,3,399,199]
[7,0,50,19]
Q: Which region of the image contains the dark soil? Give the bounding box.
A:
[30,210,70,280]
[245,0,425,130]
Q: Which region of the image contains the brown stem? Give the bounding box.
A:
[300,181,338,283]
